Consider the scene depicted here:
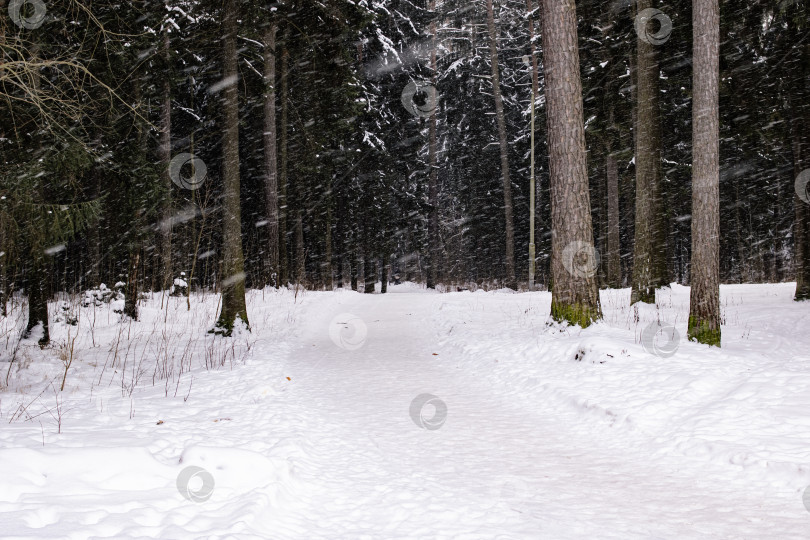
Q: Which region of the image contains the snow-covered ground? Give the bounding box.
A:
[1,283,810,538]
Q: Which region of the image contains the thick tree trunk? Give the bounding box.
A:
[688,0,721,346]
[541,0,602,326]
[215,0,249,334]
[630,0,666,304]
[279,34,290,287]
[263,24,279,288]
[486,0,516,290]
[426,0,439,290]
[159,19,172,292]
[606,152,621,287]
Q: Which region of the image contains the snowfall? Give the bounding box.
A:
[1,282,810,539]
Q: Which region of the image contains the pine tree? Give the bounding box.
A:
[688,0,721,345]
[214,0,249,334]
[542,0,602,326]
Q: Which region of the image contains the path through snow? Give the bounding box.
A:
[1,284,809,538]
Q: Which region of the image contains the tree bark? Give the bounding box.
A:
[0,0,6,316]
[25,42,49,345]
[381,253,389,294]
[426,0,439,289]
[541,0,602,326]
[25,255,49,345]
[364,256,376,294]
[263,24,279,288]
[527,0,542,289]
[159,14,173,292]
[630,0,666,304]
[350,249,358,291]
[486,0,516,290]
[324,176,333,290]
[606,152,621,287]
[792,43,810,301]
[215,0,249,334]
[279,31,290,287]
[124,250,140,320]
[687,0,721,346]
[295,210,305,284]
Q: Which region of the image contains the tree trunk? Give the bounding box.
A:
[214,0,249,334]
[279,32,290,287]
[159,16,173,292]
[541,0,602,326]
[350,250,358,291]
[630,0,666,304]
[364,256,376,294]
[527,0,541,289]
[324,176,334,290]
[427,0,439,289]
[25,42,49,345]
[124,249,140,320]
[25,255,49,345]
[295,211,305,285]
[792,43,810,301]
[606,152,621,287]
[687,0,721,346]
[263,24,279,288]
[486,0,516,290]
[0,2,5,316]
[381,253,389,294]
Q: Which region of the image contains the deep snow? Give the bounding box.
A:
[1,283,810,538]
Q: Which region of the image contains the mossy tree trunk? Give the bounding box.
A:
[687,0,721,346]
[541,0,602,326]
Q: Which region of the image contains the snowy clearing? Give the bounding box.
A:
[1,283,810,538]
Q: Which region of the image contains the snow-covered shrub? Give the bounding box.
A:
[81,284,123,307]
[171,272,189,297]
[53,301,78,326]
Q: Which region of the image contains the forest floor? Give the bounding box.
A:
[1,282,810,538]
